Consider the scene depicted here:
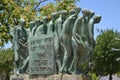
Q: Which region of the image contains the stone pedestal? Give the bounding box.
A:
[10,74,29,80]
[63,75,83,80]
[10,74,91,80]
[30,75,53,80]
[63,74,91,80]
[30,74,91,80]
[53,75,62,80]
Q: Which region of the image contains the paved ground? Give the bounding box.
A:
[100,74,120,80]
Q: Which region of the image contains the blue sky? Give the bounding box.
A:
[4,0,120,48]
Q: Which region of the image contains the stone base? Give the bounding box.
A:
[10,74,29,80]
[30,75,53,80]
[30,74,91,80]
[10,74,91,80]
[63,74,91,80]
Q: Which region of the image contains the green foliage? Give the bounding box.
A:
[0,48,14,76]
[91,73,99,80]
[0,0,38,47]
[40,0,77,20]
[93,29,120,76]
[56,0,76,11]
[117,72,120,78]
[40,3,55,20]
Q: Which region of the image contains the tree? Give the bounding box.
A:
[40,0,78,20]
[0,0,37,47]
[93,29,120,80]
[0,0,50,47]
[0,48,14,80]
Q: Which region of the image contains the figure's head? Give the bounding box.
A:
[35,18,40,22]
[93,15,101,24]
[51,12,58,21]
[82,8,90,18]
[69,9,75,15]
[19,18,26,25]
[88,10,95,19]
[34,18,42,25]
[74,6,81,15]
[29,21,35,31]
[43,16,48,22]
[60,10,68,18]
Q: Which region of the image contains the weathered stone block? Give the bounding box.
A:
[53,75,62,80]
[63,75,83,80]
[10,74,29,80]
[10,74,91,80]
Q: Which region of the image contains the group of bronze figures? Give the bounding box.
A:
[13,6,101,75]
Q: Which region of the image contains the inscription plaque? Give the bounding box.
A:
[28,34,55,75]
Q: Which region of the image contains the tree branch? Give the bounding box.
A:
[34,0,48,11]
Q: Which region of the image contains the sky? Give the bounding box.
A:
[4,0,120,48]
[76,0,120,36]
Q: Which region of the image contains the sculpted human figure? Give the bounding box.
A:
[35,17,48,36]
[31,18,42,36]
[78,14,101,75]
[60,9,75,48]
[70,9,101,74]
[76,9,93,75]
[13,18,28,74]
[27,21,35,38]
[87,14,101,54]
[87,10,95,48]
[83,10,95,74]
[47,12,58,34]
[43,16,48,34]
[69,9,90,74]
[59,9,75,73]
[19,21,36,73]
[19,21,36,74]
[89,15,101,47]
[55,10,68,38]
[81,9,91,43]
[54,10,68,72]
[87,15,101,67]
[60,7,81,73]
[69,17,83,74]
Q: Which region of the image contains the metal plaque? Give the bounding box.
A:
[28,34,55,75]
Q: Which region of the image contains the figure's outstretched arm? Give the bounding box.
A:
[75,33,86,47]
[72,17,85,47]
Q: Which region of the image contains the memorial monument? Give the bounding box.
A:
[12,6,101,80]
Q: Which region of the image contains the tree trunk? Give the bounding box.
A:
[109,73,112,80]
[5,73,10,80]
[109,63,113,80]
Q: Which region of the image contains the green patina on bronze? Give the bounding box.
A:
[28,34,55,75]
[13,6,101,75]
